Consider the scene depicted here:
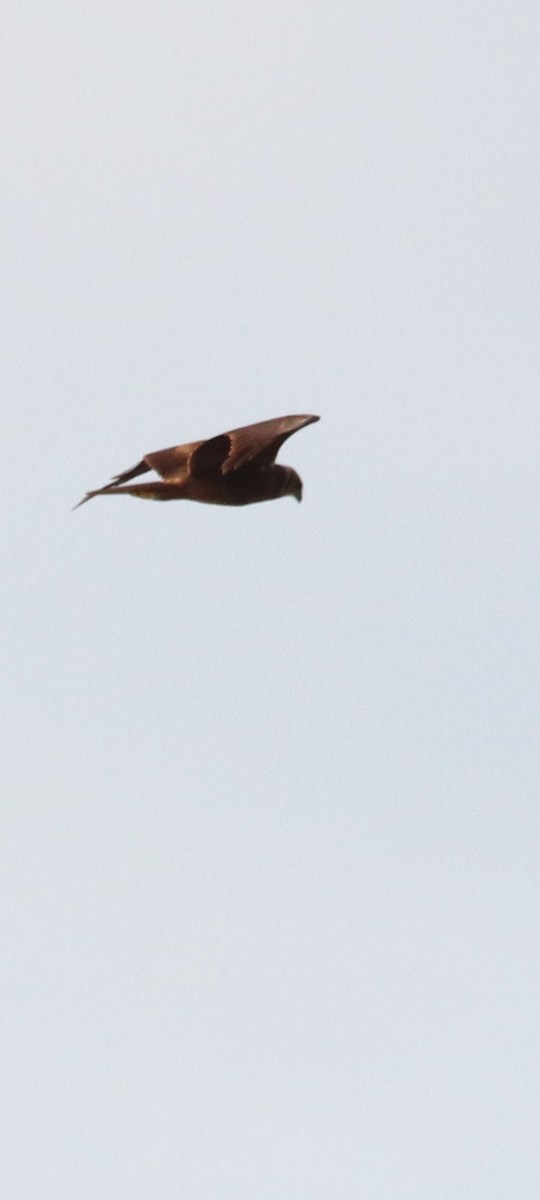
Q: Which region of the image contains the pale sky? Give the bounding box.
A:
[3,2,540,1196]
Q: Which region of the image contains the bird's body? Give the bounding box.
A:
[75,414,319,510]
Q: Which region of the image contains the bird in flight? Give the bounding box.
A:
[75,414,319,509]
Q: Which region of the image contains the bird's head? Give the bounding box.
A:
[285,468,303,502]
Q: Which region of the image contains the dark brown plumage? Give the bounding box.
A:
[75,414,319,510]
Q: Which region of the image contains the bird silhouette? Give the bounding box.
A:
[75,414,319,509]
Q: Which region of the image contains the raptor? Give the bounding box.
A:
[75,414,319,509]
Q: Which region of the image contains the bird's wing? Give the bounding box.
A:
[144,441,200,480]
[190,414,319,477]
[109,441,201,485]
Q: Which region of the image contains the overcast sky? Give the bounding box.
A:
[3,2,540,1196]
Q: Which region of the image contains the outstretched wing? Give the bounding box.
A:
[190,414,319,477]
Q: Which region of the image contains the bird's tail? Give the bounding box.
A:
[73,482,181,509]
[72,485,116,509]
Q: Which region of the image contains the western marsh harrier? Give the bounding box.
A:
[75,414,319,509]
